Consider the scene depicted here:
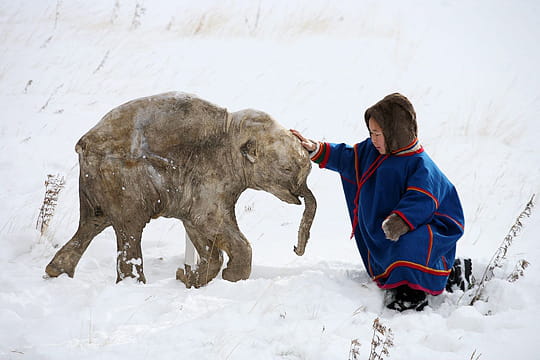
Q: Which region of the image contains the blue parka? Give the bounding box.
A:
[311,138,464,295]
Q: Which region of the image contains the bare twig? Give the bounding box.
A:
[469,349,482,360]
[93,50,110,74]
[39,83,64,112]
[250,0,262,36]
[40,35,54,49]
[24,80,33,93]
[111,0,120,24]
[54,0,62,29]
[40,0,62,49]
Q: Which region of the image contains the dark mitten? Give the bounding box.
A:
[382,213,409,241]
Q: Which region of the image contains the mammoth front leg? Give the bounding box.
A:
[113,224,146,283]
[176,223,224,288]
[219,226,252,283]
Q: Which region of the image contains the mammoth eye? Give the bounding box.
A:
[282,167,293,174]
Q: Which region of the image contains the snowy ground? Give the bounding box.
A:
[1,1,540,359]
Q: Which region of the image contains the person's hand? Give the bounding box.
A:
[382,213,409,241]
[290,129,318,152]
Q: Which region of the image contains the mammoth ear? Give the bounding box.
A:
[240,139,257,163]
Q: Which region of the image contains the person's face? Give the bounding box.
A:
[368,117,386,154]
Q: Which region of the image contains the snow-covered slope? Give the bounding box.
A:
[1,1,539,359]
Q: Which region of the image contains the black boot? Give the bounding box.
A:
[446,258,473,292]
[385,285,428,312]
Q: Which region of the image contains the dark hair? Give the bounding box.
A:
[364,93,417,153]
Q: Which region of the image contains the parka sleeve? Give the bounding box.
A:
[311,142,355,174]
[390,162,442,230]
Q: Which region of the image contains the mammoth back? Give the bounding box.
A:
[77,92,229,158]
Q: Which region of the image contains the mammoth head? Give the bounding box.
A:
[232,109,317,256]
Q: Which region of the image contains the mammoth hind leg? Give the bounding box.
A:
[45,214,110,278]
[113,222,147,284]
[176,224,223,288]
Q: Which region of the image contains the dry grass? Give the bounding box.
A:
[349,317,394,360]
[36,174,65,235]
[469,194,535,305]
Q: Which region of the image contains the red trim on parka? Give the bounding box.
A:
[350,148,389,239]
[319,143,331,168]
[407,186,440,209]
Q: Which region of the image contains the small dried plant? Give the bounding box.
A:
[36,174,65,235]
[369,317,394,360]
[131,2,146,30]
[469,194,535,305]
[348,338,361,360]
[507,259,530,283]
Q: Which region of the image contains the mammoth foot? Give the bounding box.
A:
[45,262,74,278]
[176,263,249,288]
[222,266,250,282]
[116,258,147,284]
[45,251,79,278]
[176,260,222,289]
[116,271,147,284]
[176,265,208,289]
[176,265,196,288]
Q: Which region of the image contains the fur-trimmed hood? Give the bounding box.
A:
[364,93,417,153]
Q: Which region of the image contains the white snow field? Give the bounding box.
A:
[1,1,539,359]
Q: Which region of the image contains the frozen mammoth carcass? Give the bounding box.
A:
[45,92,316,288]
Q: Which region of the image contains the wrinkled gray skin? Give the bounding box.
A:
[45,92,316,288]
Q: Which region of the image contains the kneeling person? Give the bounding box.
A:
[292,93,465,311]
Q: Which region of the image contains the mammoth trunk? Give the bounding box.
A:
[294,184,317,256]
